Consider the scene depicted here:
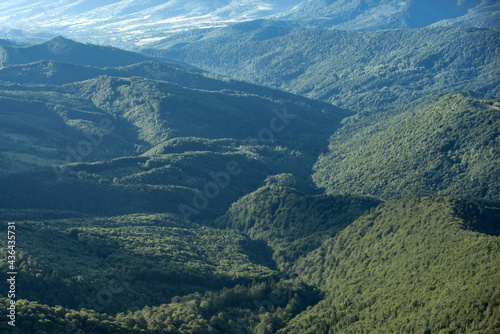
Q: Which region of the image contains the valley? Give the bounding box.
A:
[0,3,499,333]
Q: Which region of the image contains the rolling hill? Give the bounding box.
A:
[0,37,348,172]
[2,195,498,333]
[0,36,150,68]
[0,36,194,69]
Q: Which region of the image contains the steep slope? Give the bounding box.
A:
[283,196,500,333]
[313,92,500,201]
[146,24,500,111]
[216,185,381,269]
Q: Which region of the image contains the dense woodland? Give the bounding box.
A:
[313,92,500,201]
[147,24,499,112]
[0,20,499,334]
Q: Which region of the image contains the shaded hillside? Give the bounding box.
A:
[284,196,500,333]
[313,93,500,201]
[0,59,335,108]
[0,40,348,172]
[146,24,500,111]
[0,213,277,316]
[217,185,381,269]
[2,196,498,334]
[0,91,143,171]
[65,75,344,148]
[0,279,319,334]
[0,38,350,225]
[0,135,329,219]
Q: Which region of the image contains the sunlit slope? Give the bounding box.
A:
[313,93,500,201]
[284,196,500,333]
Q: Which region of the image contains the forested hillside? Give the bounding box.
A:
[0,138,326,219]
[0,37,347,172]
[2,196,498,333]
[0,36,152,68]
[313,92,500,201]
[146,24,500,111]
[284,196,500,333]
[0,30,499,334]
[216,185,381,269]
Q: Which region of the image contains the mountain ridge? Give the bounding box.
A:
[0,0,497,47]
[146,24,500,111]
[0,25,499,334]
[0,36,194,69]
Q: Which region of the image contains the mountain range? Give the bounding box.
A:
[0,5,499,334]
[0,0,498,47]
[144,22,500,111]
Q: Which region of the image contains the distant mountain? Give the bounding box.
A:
[0,0,303,47]
[0,38,16,46]
[0,0,497,47]
[283,0,500,30]
[313,92,500,201]
[146,24,500,111]
[0,27,56,45]
[0,36,175,68]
